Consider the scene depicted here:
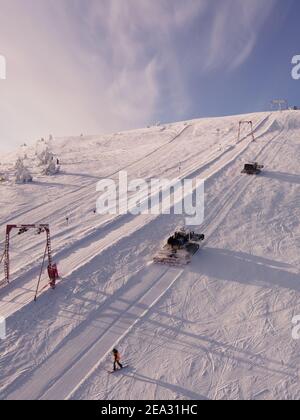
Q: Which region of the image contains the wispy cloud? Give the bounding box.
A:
[0,0,278,151]
[71,0,208,123]
[204,0,278,71]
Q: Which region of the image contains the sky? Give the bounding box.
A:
[0,0,299,151]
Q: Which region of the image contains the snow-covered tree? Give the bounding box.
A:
[0,163,8,182]
[42,158,60,176]
[15,157,23,170]
[35,136,61,175]
[36,147,54,167]
[0,172,7,182]
[15,158,33,184]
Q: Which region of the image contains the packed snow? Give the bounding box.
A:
[1,110,300,400]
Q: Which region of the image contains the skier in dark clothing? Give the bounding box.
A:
[113,349,123,371]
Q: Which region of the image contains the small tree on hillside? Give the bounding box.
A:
[36,147,54,167]
[42,158,60,176]
[15,158,33,184]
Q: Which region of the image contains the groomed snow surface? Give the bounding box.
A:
[1,111,300,400]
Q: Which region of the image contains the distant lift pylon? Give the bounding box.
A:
[0,224,59,301]
[238,120,255,143]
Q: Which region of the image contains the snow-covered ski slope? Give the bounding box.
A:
[1,110,300,400]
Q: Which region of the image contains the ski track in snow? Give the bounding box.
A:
[1,111,300,400]
[0,114,270,316]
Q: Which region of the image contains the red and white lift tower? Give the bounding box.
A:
[237,120,255,143]
[0,224,59,301]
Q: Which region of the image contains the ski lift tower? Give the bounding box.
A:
[0,224,59,299]
[271,99,288,112]
[237,121,255,143]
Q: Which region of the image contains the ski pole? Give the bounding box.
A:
[34,243,48,302]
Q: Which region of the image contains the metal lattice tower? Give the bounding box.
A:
[237,121,255,143]
[271,99,288,112]
[2,224,53,285]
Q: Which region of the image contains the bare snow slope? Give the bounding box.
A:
[1,111,300,400]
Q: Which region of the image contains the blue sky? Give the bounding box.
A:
[0,0,299,151]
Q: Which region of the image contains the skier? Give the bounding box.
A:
[48,263,58,289]
[112,349,123,371]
